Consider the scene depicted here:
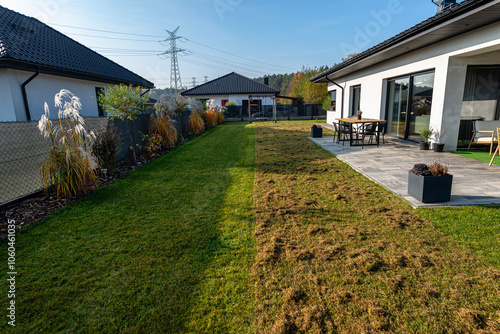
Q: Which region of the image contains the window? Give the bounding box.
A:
[331,90,337,111]
[221,99,229,106]
[95,87,105,117]
[351,85,361,116]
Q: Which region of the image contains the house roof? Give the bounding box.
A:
[181,72,279,96]
[0,5,154,88]
[311,0,500,83]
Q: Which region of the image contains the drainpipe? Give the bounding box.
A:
[140,88,150,97]
[326,77,345,119]
[21,70,39,121]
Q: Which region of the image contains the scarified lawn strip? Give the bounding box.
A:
[252,121,500,333]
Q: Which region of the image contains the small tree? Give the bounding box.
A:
[97,84,149,164]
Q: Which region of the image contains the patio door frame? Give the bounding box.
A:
[385,69,435,141]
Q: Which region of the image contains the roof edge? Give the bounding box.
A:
[311,0,497,83]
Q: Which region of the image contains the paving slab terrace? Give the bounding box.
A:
[309,135,500,208]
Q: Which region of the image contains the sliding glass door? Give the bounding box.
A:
[387,71,435,140]
[387,78,409,137]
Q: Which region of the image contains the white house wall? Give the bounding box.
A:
[4,69,116,121]
[188,94,274,106]
[327,21,500,151]
[0,69,17,122]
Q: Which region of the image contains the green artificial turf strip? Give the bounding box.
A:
[0,122,256,333]
[451,149,500,166]
[417,205,500,268]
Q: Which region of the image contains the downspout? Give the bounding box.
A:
[140,88,150,97]
[22,70,39,121]
[326,77,345,119]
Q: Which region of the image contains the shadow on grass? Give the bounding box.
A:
[0,123,255,333]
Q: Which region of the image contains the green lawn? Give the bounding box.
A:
[2,121,500,333]
[1,122,256,333]
[452,148,500,166]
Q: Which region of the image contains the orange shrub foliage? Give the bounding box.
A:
[187,111,205,135]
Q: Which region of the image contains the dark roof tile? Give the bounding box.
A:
[181,72,279,96]
[0,5,154,87]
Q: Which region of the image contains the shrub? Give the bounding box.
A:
[140,134,162,158]
[91,124,119,175]
[203,110,218,129]
[205,99,226,128]
[411,161,449,176]
[149,111,178,150]
[187,110,205,135]
[225,101,237,107]
[38,89,97,198]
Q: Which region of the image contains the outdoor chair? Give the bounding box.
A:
[377,122,387,144]
[333,121,351,145]
[489,127,500,166]
[467,120,500,155]
[357,122,378,148]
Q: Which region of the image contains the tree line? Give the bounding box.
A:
[254,65,331,109]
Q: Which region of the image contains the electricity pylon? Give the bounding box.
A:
[159,26,186,91]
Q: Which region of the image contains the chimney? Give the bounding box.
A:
[264,77,269,86]
[435,0,456,13]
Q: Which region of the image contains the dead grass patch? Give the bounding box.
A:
[252,121,500,333]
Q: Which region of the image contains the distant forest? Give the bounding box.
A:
[255,65,331,107]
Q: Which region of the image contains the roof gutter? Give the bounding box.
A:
[311,0,495,83]
[21,70,39,121]
[326,78,345,118]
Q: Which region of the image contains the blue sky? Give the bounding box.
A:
[1,0,439,88]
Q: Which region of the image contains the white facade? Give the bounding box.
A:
[0,68,114,122]
[188,94,275,106]
[326,20,500,151]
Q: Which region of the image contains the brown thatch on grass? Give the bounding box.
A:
[252,121,500,333]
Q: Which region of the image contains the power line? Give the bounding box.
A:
[49,23,165,38]
[66,32,159,42]
[184,38,296,72]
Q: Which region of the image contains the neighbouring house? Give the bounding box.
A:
[0,5,154,122]
[180,72,280,114]
[311,0,500,151]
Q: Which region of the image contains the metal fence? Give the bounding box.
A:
[0,110,191,207]
[224,104,326,121]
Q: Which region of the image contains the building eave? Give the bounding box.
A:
[312,0,500,83]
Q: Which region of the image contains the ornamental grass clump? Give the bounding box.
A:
[38,89,97,198]
[204,99,226,129]
[149,108,178,150]
[187,99,205,136]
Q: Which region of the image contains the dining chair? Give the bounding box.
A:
[489,127,500,166]
[357,122,378,148]
[333,121,351,145]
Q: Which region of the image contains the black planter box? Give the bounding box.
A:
[419,141,429,150]
[408,171,453,203]
[434,143,445,152]
[311,127,323,138]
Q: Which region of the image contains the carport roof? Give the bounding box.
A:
[312,0,500,83]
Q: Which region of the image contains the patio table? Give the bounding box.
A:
[335,117,387,147]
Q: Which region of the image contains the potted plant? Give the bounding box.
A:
[356,110,363,120]
[408,161,453,203]
[433,129,447,152]
[419,127,435,150]
[311,124,323,138]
